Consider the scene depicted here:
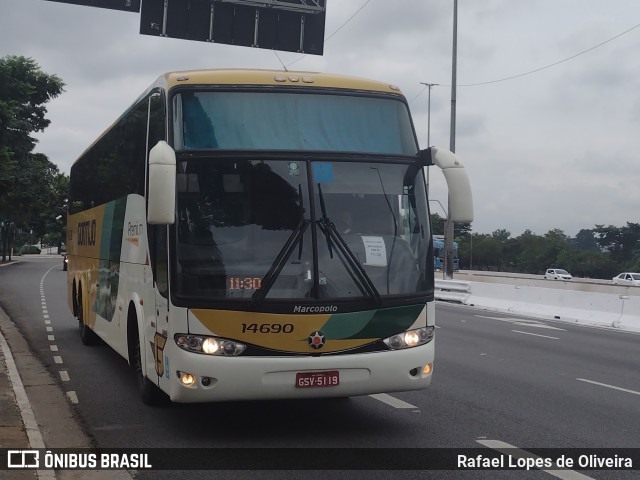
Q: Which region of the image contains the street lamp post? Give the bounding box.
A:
[444,0,458,280]
[419,82,439,194]
[420,82,439,148]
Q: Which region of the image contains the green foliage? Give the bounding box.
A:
[456,223,639,279]
[0,55,66,261]
[19,245,41,255]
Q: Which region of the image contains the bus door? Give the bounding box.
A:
[151,224,170,390]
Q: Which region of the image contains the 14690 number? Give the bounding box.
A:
[241,323,294,334]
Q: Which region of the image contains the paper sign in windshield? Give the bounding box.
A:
[361,236,387,267]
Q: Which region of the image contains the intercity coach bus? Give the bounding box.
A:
[66,69,472,404]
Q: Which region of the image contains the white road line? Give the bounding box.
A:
[53,356,63,364]
[46,327,53,332]
[369,393,417,409]
[59,371,70,382]
[577,378,640,397]
[47,335,55,341]
[0,331,58,480]
[476,315,566,331]
[477,439,595,480]
[66,391,79,404]
[512,330,559,340]
[50,345,59,352]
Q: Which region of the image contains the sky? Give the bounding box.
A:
[1,0,639,237]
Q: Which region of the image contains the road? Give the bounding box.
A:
[1,256,639,479]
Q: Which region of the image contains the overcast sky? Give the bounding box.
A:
[1,0,639,237]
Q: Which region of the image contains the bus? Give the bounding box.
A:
[66,69,472,404]
[433,235,459,271]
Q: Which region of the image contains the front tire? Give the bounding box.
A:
[132,329,164,406]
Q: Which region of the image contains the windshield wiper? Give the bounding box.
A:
[317,184,382,305]
[252,186,309,306]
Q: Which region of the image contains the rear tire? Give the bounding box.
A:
[77,290,98,346]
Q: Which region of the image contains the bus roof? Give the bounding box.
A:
[156,69,405,95]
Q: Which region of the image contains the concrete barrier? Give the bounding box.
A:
[461,281,640,333]
[434,279,470,304]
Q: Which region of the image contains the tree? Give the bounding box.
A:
[571,229,599,251]
[594,223,640,270]
[0,55,65,261]
[430,212,445,236]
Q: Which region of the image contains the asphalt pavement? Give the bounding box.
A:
[0,259,46,479]
[0,258,130,480]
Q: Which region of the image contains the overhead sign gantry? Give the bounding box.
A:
[44,0,327,54]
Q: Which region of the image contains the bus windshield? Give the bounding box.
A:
[173,91,418,155]
[174,158,430,304]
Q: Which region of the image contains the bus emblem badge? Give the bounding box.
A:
[308,331,325,349]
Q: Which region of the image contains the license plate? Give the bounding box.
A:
[295,370,339,388]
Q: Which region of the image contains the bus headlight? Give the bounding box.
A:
[175,334,246,356]
[383,327,434,350]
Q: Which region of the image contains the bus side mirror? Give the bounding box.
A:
[148,141,176,225]
[428,147,474,223]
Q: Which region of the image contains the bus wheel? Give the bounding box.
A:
[132,329,164,406]
[77,290,98,346]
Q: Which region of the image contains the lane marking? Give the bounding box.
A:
[477,439,595,480]
[0,331,57,480]
[50,345,59,352]
[59,371,70,382]
[66,391,79,404]
[475,315,566,331]
[369,393,417,409]
[512,330,559,340]
[577,378,640,397]
[47,335,55,341]
[53,356,63,364]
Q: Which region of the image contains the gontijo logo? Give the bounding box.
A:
[77,219,96,246]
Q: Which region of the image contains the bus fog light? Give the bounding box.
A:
[423,363,432,375]
[178,371,196,386]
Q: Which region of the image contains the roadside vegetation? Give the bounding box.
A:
[0,55,67,261]
[432,213,640,279]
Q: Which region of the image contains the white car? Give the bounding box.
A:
[544,268,572,280]
[612,272,640,286]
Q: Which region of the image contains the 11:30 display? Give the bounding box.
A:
[228,276,262,290]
